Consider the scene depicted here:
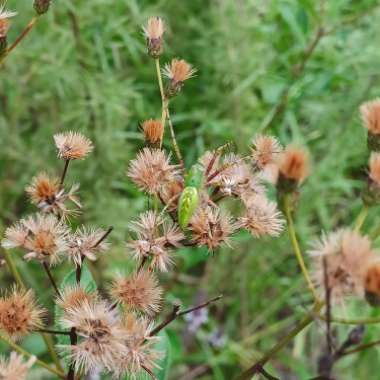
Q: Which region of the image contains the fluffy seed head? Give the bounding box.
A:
[163,59,196,96]
[127,148,180,195]
[115,314,161,377]
[54,131,93,160]
[60,300,126,373]
[143,16,165,57]
[0,6,16,38]
[160,178,184,211]
[360,99,380,135]
[239,195,284,238]
[141,119,164,145]
[251,134,283,169]
[127,211,184,272]
[369,152,380,186]
[2,214,69,265]
[66,226,109,266]
[57,286,97,311]
[110,270,162,315]
[309,229,376,301]
[189,207,237,250]
[278,145,310,183]
[0,288,45,340]
[0,352,35,380]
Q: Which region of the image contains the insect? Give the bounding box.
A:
[177,165,203,229]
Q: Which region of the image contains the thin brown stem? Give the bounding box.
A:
[42,262,61,297]
[94,226,113,247]
[142,365,159,380]
[67,327,78,380]
[35,329,71,336]
[150,295,223,336]
[60,159,70,187]
[165,103,184,167]
[138,256,148,272]
[339,338,380,357]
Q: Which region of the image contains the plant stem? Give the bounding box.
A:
[0,334,65,379]
[316,313,380,325]
[60,159,70,187]
[284,195,319,302]
[340,338,380,357]
[235,302,323,380]
[354,205,368,232]
[42,262,61,297]
[36,329,71,336]
[154,58,184,167]
[0,17,39,65]
[2,249,24,288]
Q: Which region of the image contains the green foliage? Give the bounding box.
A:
[2,0,380,379]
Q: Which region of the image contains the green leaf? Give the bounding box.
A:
[154,331,172,380]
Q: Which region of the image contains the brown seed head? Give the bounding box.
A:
[0,288,44,340]
[279,145,310,183]
[127,148,180,195]
[163,59,196,96]
[360,99,380,135]
[57,286,97,311]
[0,7,16,38]
[110,270,162,315]
[251,134,283,169]
[26,172,60,205]
[141,119,164,145]
[54,131,93,160]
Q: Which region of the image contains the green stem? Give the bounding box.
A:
[0,334,65,379]
[1,249,63,372]
[284,195,319,302]
[235,302,323,380]
[354,205,368,232]
[317,313,380,325]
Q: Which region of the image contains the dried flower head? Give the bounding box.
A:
[163,58,196,96]
[2,213,69,265]
[67,226,109,266]
[141,119,164,145]
[160,178,184,211]
[251,134,283,169]
[60,300,126,373]
[360,99,380,135]
[33,0,51,15]
[0,5,16,38]
[309,229,376,301]
[54,131,93,160]
[239,195,284,238]
[278,145,310,184]
[143,16,165,58]
[110,270,162,315]
[0,352,35,380]
[127,148,180,195]
[189,207,237,250]
[56,285,97,311]
[369,152,380,186]
[0,288,45,340]
[26,172,81,218]
[127,211,184,272]
[115,314,161,377]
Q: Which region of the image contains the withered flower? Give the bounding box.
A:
[163,58,196,97]
[56,285,97,311]
[127,148,180,195]
[2,213,69,266]
[143,16,165,58]
[127,211,184,272]
[278,145,310,186]
[160,178,184,211]
[309,229,376,301]
[115,314,161,377]
[189,207,237,250]
[33,0,51,14]
[0,352,35,380]
[360,99,380,150]
[239,195,284,238]
[26,172,81,218]
[110,270,162,315]
[60,300,126,374]
[66,226,109,266]
[54,131,93,160]
[0,288,45,340]
[141,119,164,146]
[251,134,282,169]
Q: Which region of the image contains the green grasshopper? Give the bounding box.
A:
[177,143,234,230]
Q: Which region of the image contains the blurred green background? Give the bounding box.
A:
[2,0,380,379]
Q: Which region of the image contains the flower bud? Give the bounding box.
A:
[33,0,51,15]
[364,262,380,307]
[141,119,163,147]
[143,17,165,58]
[163,59,196,98]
